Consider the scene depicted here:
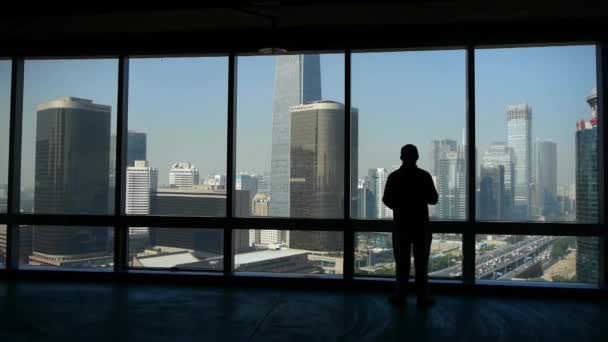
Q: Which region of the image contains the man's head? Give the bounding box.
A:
[400,144,419,164]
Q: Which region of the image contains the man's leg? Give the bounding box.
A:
[413,231,433,306]
[392,229,411,299]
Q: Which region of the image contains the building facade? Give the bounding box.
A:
[436,149,466,219]
[507,104,532,219]
[126,160,158,216]
[481,142,515,219]
[576,89,599,284]
[169,162,200,188]
[32,97,112,265]
[430,139,458,178]
[367,168,389,219]
[270,54,322,217]
[532,139,558,219]
[478,165,505,220]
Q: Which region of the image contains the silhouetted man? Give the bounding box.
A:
[383,144,438,308]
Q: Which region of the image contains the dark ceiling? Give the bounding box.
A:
[1,1,607,55]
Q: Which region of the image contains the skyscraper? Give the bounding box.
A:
[357,179,371,219]
[126,160,158,215]
[507,104,532,219]
[576,89,599,283]
[270,55,322,217]
[532,139,557,219]
[478,164,505,220]
[436,149,466,219]
[481,142,515,219]
[169,162,200,188]
[32,97,111,265]
[430,139,458,178]
[288,101,357,252]
[289,101,357,218]
[367,168,389,219]
[127,131,147,167]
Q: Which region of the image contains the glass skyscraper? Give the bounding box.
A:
[436,149,466,219]
[576,89,599,283]
[270,55,322,217]
[507,104,532,219]
[289,101,357,251]
[32,97,112,265]
[532,139,557,219]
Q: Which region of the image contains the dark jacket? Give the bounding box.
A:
[382,164,438,223]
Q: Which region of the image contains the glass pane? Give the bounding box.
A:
[234,229,344,275]
[476,46,598,222]
[0,225,6,267]
[20,225,113,270]
[236,53,345,218]
[128,227,223,271]
[355,232,463,278]
[352,50,466,220]
[0,61,10,213]
[475,235,599,284]
[21,59,118,214]
[127,57,228,217]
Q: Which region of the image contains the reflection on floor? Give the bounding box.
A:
[0,280,606,341]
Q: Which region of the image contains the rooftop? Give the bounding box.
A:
[235,249,309,266]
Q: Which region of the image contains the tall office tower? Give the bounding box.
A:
[236,174,258,205]
[252,193,270,217]
[430,139,458,177]
[289,101,358,218]
[356,179,370,219]
[169,162,200,188]
[368,168,389,219]
[436,149,466,219]
[126,161,158,216]
[478,165,505,220]
[507,104,532,219]
[532,139,557,219]
[32,97,111,266]
[481,142,515,219]
[288,101,356,252]
[576,89,599,283]
[270,54,322,217]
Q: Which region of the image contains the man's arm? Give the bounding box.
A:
[382,174,396,210]
[426,173,438,205]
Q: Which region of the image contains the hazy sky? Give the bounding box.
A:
[0,45,597,191]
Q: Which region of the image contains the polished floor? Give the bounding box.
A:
[0,280,606,341]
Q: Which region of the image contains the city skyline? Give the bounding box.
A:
[1,46,596,194]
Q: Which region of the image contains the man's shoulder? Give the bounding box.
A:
[415,167,432,178]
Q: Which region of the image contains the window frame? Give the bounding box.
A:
[0,39,605,291]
